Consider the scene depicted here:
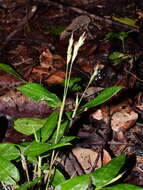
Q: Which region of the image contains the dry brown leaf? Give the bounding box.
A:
[45,71,65,84]
[40,49,54,69]
[102,149,111,165]
[92,109,103,120]
[72,147,101,173]
[111,110,138,132]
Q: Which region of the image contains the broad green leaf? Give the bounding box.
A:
[0,143,20,160]
[52,169,65,186]
[102,184,143,190]
[0,156,20,185]
[14,117,47,135]
[51,120,69,143]
[41,111,59,142]
[92,154,125,188]
[17,82,61,107]
[15,177,42,190]
[43,27,66,35]
[24,141,71,157]
[83,86,124,109]
[55,173,91,190]
[0,63,26,82]
[108,52,125,60]
[112,16,139,29]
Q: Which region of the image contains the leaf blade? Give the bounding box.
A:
[92,154,125,188]
[55,174,91,190]
[41,111,59,142]
[0,63,26,82]
[82,86,124,109]
[14,117,47,135]
[24,141,71,157]
[0,156,20,185]
[17,82,61,107]
[0,143,20,160]
[112,17,139,29]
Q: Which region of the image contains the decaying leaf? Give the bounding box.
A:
[72,147,101,174]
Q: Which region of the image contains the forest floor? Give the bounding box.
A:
[0,0,143,187]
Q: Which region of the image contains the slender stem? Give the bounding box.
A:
[21,153,30,182]
[38,156,42,177]
[33,163,37,178]
[46,33,86,189]
[72,65,100,119]
[1,182,7,190]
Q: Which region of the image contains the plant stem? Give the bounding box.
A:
[38,156,42,177]
[1,182,7,190]
[71,64,100,120]
[21,152,30,182]
[45,33,86,189]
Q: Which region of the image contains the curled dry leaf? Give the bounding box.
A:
[40,49,54,69]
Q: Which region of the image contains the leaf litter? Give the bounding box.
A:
[0,0,143,188]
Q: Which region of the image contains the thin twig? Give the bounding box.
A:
[4,5,37,45]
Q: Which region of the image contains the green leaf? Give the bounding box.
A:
[108,52,125,60]
[0,63,26,82]
[52,169,65,186]
[104,31,131,41]
[112,17,139,29]
[104,32,121,40]
[41,111,59,142]
[92,154,125,188]
[62,77,82,92]
[0,143,20,160]
[60,136,76,143]
[43,27,66,35]
[102,184,143,190]
[17,82,61,107]
[27,155,37,164]
[24,141,71,157]
[82,86,124,109]
[51,120,69,143]
[0,156,20,185]
[55,173,91,190]
[14,117,47,135]
[15,177,42,190]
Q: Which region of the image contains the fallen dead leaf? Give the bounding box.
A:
[102,149,111,165]
[72,147,101,174]
[111,111,138,132]
[40,49,54,69]
[45,71,65,84]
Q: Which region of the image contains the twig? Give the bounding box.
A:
[4,5,37,45]
[32,0,139,32]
